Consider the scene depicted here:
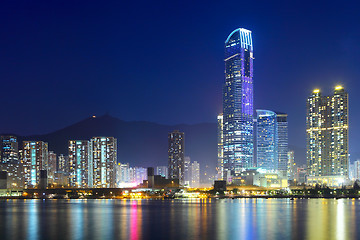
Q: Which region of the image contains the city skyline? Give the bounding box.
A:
[0,24,354,188]
[2,2,360,240]
[0,2,358,187]
[0,23,354,188]
[1,1,360,164]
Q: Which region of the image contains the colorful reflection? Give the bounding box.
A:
[0,199,360,239]
[130,200,142,240]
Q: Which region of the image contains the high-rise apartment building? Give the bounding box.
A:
[91,137,117,188]
[306,86,349,179]
[23,141,48,188]
[1,136,19,164]
[68,140,92,188]
[184,156,191,186]
[58,154,67,172]
[217,114,224,180]
[48,151,57,184]
[190,161,200,188]
[276,113,288,171]
[54,154,69,186]
[116,163,129,185]
[223,28,254,179]
[256,110,277,171]
[168,130,185,184]
[0,136,22,188]
[287,150,295,181]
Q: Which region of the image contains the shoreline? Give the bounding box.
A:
[1,195,359,200]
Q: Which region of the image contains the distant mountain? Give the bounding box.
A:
[15,114,218,175]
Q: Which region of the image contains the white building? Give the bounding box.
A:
[91,137,117,188]
[190,161,200,188]
[23,141,48,188]
[354,160,360,180]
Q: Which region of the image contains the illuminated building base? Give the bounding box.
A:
[307,175,347,187]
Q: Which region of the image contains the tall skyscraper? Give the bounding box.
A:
[1,136,19,164]
[223,28,254,179]
[217,114,224,180]
[306,86,349,180]
[68,140,92,188]
[256,110,277,171]
[0,136,22,188]
[276,112,288,171]
[184,156,191,186]
[91,137,117,188]
[54,153,69,187]
[23,141,48,188]
[48,151,57,184]
[168,130,185,184]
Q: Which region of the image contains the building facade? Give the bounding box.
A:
[68,140,92,188]
[222,28,254,179]
[184,156,191,186]
[115,163,147,187]
[190,161,200,188]
[133,167,147,185]
[91,137,117,188]
[116,163,130,187]
[306,86,349,181]
[354,160,360,180]
[217,114,224,180]
[168,130,185,184]
[23,141,48,188]
[57,154,67,172]
[349,162,355,180]
[287,150,295,181]
[156,166,168,178]
[48,151,57,184]
[0,136,22,188]
[1,136,19,164]
[276,112,288,171]
[256,110,277,171]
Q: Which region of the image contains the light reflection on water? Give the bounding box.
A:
[1,198,360,240]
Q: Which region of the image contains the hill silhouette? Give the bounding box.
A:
[15,114,218,175]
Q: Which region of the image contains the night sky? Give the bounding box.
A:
[1,1,360,159]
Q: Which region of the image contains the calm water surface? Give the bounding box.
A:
[0,198,359,240]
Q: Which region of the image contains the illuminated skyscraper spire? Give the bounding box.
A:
[222,28,254,180]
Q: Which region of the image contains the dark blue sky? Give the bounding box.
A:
[1,1,360,158]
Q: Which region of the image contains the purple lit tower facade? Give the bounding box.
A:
[222,28,254,180]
